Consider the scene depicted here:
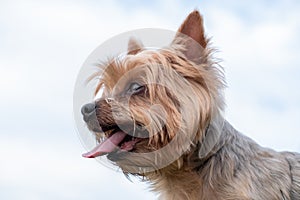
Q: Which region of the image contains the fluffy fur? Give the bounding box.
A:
[82,10,300,199]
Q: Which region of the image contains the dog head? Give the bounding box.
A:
[81,10,225,175]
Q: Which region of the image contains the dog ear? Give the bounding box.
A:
[177,10,207,48]
[173,10,208,62]
[127,37,144,55]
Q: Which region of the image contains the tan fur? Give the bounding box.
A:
[84,10,300,199]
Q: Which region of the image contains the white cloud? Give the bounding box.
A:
[0,135,155,200]
[204,4,300,151]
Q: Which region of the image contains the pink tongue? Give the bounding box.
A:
[82,131,126,158]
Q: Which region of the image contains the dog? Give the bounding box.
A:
[81,10,300,199]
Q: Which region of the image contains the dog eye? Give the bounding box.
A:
[128,82,145,95]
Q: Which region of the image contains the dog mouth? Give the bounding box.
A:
[82,125,144,158]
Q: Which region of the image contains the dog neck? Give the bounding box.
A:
[145,121,227,199]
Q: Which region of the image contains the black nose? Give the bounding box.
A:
[81,103,96,118]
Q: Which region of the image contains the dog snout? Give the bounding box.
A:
[81,103,96,121]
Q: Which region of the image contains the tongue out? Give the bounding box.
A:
[82,131,127,158]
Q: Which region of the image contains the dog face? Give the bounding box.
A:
[81,11,225,174]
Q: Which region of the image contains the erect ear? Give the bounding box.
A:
[173,10,208,62]
[127,37,144,55]
[178,10,207,48]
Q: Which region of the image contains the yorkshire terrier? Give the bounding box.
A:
[81,10,300,200]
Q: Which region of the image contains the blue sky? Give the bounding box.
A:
[0,0,299,199]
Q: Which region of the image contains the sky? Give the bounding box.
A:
[0,0,299,199]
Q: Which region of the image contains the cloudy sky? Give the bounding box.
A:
[0,0,299,199]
